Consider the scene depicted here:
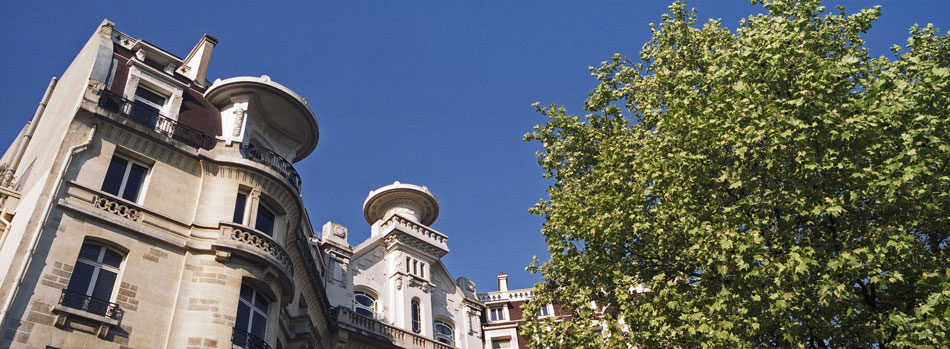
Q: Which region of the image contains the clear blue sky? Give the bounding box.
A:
[1,1,946,292]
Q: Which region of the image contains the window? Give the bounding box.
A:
[489,306,506,321]
[131,86,167,127]
[234,283,269,345]
[101,155,148,202]
[404,255,426,279]
[255,203,276,236]
[64,243,124,315]
[537,304,551,317]
[353,291,377,318]
[491,338,512,349]
[411,299,421,333]
[232,191,278,237]
[434,320,454,345]
[233,192,247,224]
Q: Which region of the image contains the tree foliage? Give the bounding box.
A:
[522,0,950,347]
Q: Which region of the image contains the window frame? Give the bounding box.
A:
[434,319,454,345]
[122,63,184,121]
[254,201,277,236]
[235,283,270,342]
[66,242,125,302]
[353,290,378,318]
[489,306,506,322]
[411,299,422,334]
[101,154,150,203]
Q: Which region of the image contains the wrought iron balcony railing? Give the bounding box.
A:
[58,289,124,321]
[98,90,215,150]
[240,144,301,193]
[232,327,272,349]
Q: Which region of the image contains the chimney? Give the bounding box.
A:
[497,272,508,292]
[178,34,218,85]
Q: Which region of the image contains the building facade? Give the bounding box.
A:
[478,274,570,349]
[0,20,553,349]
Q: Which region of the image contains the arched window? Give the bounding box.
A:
[64,243,124,316]
[354,290,377,318]
[411,299,421,333]
[234,283,270,345]
[434,320,454,345]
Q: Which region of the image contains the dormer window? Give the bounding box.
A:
[122,48,186,122]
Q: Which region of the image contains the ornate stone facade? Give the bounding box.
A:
[0,20,523,349]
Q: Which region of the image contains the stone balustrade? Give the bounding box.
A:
[333,307,456,349]
[218,223,293,277]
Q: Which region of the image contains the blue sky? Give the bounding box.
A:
[1,1,946,292]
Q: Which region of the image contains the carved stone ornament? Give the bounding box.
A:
[408,277,429,293]
[395,274,403,290]
[333,225,346,239]
[232,107,246,137]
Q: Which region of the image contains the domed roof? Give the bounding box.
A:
[362,182,439,226]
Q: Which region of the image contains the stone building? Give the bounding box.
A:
[0,20,515,349]
[320,182,484,349]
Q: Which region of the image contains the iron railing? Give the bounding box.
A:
[240,144,301,192]
[58,289,124,321]
[98,90,215,150]
[232,327,272,349]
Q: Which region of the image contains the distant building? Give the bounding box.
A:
[478,273,570,349]
[0,20,541,349]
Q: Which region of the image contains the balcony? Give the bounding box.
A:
[240,144,301,193]
[57,289,124,321]
[52,289,123,338]
[212,223,294,290]
[232,327,272,349]
[333,307,455,349]
[98,90,215,150]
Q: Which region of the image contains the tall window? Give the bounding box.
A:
[353,291,377,318]
[255,203,276,236]
[233,191,278,237]
[233,192,247,224]
[434,320,454,345]
[101,155,148,202]
[411,299,421,333]
[235,283,269,343]
[489,306,506,321]
[64,243,124,315]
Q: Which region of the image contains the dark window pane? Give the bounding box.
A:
[66,262,95,294]
[91,269,117,300]
[235,302,251,332]
[102,249,123,268]
[121,163,147,202]
[78,244,101,261]
[101,156,128,196]
[411,301,420,333]
[134,87,166,106]
[233,193,247,224]
[354,307,373,318]
[255,205,275,236]
[240,284,253,301]
[254,293,269,311]
[251,311,267,338]
[355,294,373,307]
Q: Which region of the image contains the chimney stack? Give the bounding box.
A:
[497,272,508,292]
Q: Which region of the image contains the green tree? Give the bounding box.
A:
[522,0,950,347]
